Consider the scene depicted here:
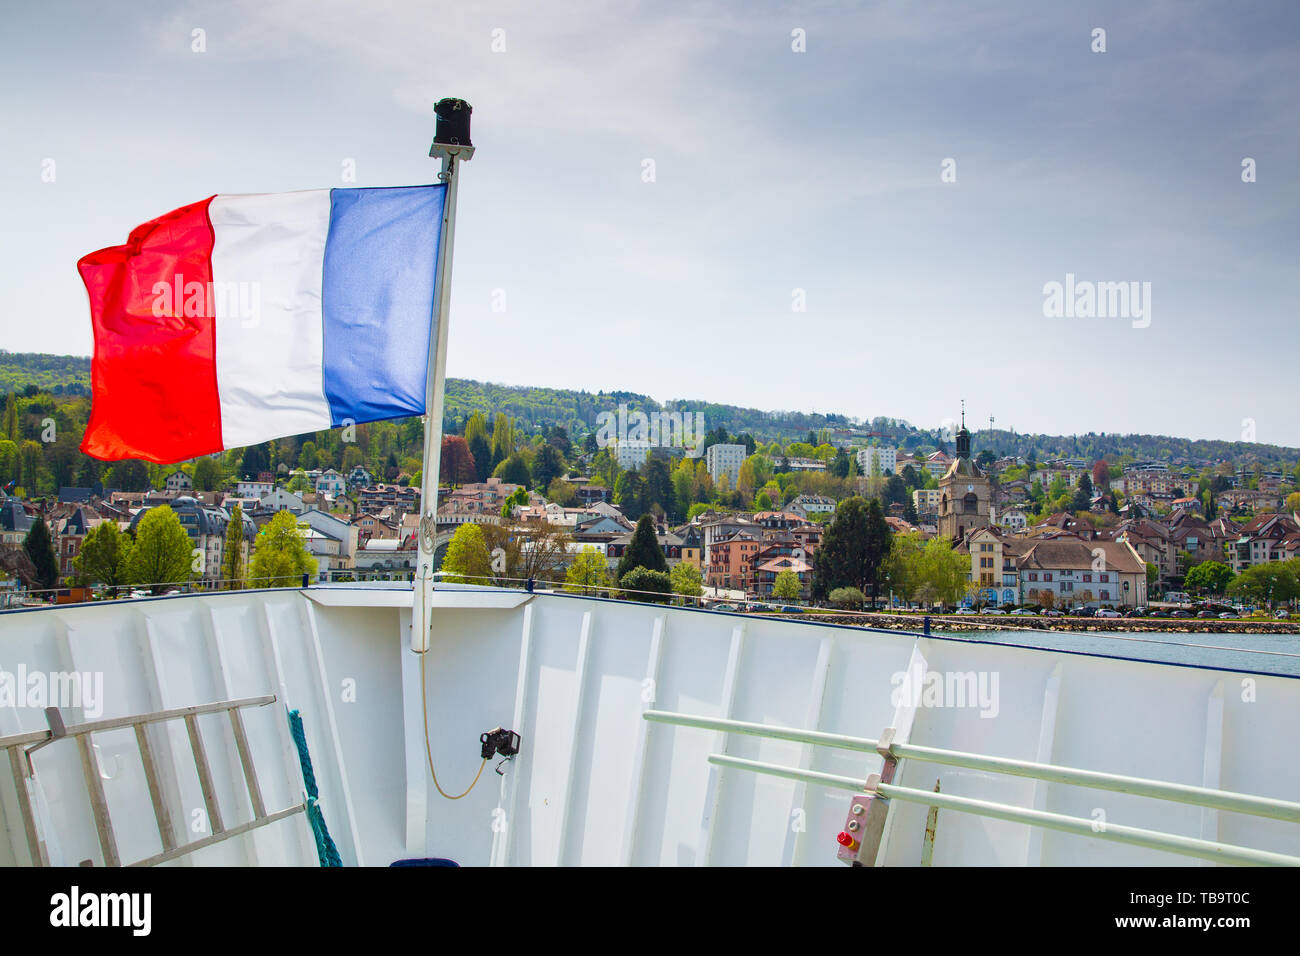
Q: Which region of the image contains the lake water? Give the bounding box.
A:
[932,628,1300,678]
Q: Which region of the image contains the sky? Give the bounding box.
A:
[1,1,1297,445]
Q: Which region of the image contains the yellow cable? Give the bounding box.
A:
[420,648,488,799]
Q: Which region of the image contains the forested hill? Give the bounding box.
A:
[2,351,1296,466]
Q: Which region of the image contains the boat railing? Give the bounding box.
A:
[642,710,1300,867]
[1,695,307,867]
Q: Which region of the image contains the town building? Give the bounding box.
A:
[705,443,746,488]
[937,416,991,542]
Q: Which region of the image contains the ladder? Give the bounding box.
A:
[1,695,307,867]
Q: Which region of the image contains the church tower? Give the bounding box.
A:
[938,404,991,543]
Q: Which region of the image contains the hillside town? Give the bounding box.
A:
[3,404,1298,616]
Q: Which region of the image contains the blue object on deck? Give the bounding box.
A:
[288,709,343,867]
[390,858,461,867]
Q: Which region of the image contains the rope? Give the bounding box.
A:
[419,649,488,799]
[287,709,343,867]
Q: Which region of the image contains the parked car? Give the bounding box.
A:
[1096,608,1122,619]
[1277,610,1291,619]
[1010,608,1038,616]
[713,603,738,612]
[1147,609,1169,618]
[781,605,804,614]
[979,607,1007,616]
[1043,609,1064,617]
[1073,607,1097,618]
[1218,611,1239,620]
[1171,609,1193,618]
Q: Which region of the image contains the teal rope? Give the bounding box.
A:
[288,709,343,867]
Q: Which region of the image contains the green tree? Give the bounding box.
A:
[829,586,865,608]
[103,458,149,492]
[531,444,565,492]
[547,478,578,507]
[496,452,531,487]
[465,412,492,483]
[1185,560,1233,596]
[772,568,802,601]
[619,566,672,603]
[248,511,316,588]
[564,546,611,593]
[617,515,667,582]
[191,456,221,491]
[221,504,246,589]
[440,523,493,584]
[127,506,194,594]
[670,561,703,598]
[1228,562,1298,606]
[917,537,971,607]
[24,516,59,591]
[73,521,133,589]
[811,497,892,603]
[616,468,646,519]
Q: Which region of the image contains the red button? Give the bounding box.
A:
[837,831,857,849]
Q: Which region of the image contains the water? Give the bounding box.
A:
[933,628,1300,678]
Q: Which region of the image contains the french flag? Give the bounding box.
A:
[78,185,446,463]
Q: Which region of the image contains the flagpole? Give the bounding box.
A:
[413,98,474,653]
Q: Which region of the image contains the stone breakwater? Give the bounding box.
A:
[762,611,1300,636]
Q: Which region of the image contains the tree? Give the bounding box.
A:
[103,459,149,492]
[24,516,59,591]
[512,521,573,584]
[496,452,531,487]
[440,523,493,584]
[192,456,221,491]
[615,469,645,520]
[1092,460,1110,490]
[772,568,802,601]
[643,458,676,520]
[1228,561,1298,606]
[619,566,672,603]
[465,412,493,483]
[829,586,865,608]
[1185,560,1233,596]
[531,444,565,492]
[240,443,270,481]
[127,506,194,594]
[547,478,578,507]
[248,511,316,588]
[73,521,133,589]
[1286,491,1300,514]
[917,537,971,607]
[439,436,476,486]
[812,497,891,603]
[670,561,703,598]
[883,531,925,605]
[221,504,246,590]
[565,547,611,593]
[617,514,667,582]
[1071,473,1094,512]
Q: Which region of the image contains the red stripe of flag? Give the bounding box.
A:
[78,197,224,463]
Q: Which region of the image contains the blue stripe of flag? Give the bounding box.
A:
[321,184,446,427]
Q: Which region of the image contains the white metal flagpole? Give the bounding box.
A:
[413,98,474,653]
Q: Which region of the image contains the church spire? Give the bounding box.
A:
[956,400,971,460]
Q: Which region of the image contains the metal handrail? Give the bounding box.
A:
[707,754,1300,867]
[644,709,1300,824]
[655,712,1300,827]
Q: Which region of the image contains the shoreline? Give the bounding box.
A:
[763,611,1300,635]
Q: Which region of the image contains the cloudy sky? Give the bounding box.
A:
[2,1,1297,444]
